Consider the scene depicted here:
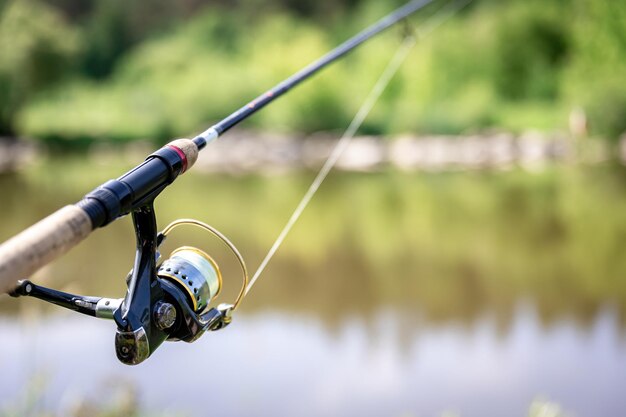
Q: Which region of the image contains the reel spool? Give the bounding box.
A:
[157,219,248,316]
[158,247,222,313]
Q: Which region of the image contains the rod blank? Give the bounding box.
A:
[193,0,434,149]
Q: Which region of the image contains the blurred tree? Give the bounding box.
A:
[234,0,363,18]
[565,0,626,139]
[81,0,130,79]
[0,0,79,136]
[492,2,569,101]
[43,0,93,20]
[79,0,224,79]
[6,0,626,142]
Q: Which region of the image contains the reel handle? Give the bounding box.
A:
[10,279,122,318]
[0,206,93,294]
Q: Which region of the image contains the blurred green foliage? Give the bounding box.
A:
[0,0,625,143]
[0,0,79,135]
[564,0,626,139]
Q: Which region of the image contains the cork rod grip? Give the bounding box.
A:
[0,205,93,294]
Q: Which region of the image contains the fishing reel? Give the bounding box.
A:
[10,208,248,366]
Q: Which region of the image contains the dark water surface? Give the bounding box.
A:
[1,159,626,416]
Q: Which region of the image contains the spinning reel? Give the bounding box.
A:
[5,138,250,365]
[11,213,248,365]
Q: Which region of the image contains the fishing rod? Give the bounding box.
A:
[0,0,438,365]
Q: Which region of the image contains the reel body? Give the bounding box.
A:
[11,203,247,365]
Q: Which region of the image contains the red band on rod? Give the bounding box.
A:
[167,145,188,173]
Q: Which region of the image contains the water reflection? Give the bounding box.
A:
[2,162,626,329]
[1,305,625,417]
[2,157,626,415]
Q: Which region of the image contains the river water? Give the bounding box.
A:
[1,159,626,416]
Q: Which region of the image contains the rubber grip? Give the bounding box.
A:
[0,205,93,294]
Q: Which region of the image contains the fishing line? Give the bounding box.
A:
[244,38,415,296]
[2,0,474,365]
[245,0,473,296]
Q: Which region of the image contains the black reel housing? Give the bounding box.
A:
[111,204,230,365]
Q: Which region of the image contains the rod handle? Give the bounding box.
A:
[0,205,93,294]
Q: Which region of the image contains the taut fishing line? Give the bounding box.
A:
[245,0,474,295]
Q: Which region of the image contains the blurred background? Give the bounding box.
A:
[1,0,626,416]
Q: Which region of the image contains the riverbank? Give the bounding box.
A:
[195,130,610,174]
[0,139,36,173]
[0,130,619,174]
